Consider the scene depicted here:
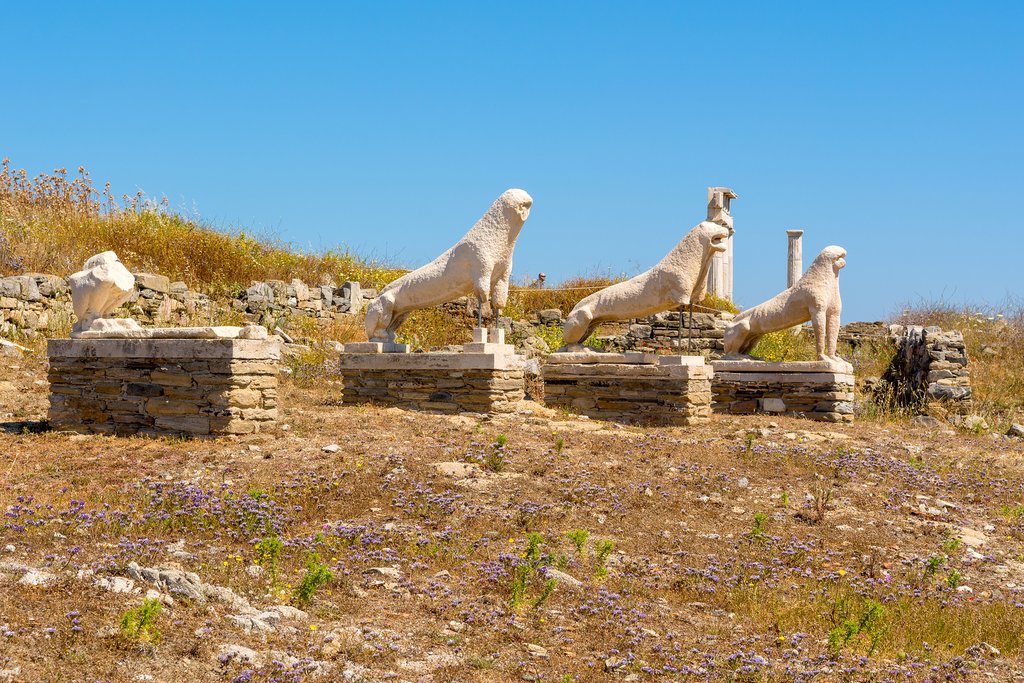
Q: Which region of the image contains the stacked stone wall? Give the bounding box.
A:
[881,325,972,410]
[0,272,213,337]
[340,368,524,414]
[0,270,370,338]
[505,307,729,358]
[542,363,712,426]
[47,339,279,436]
[234,280,374,325]
[712,372,855,423]
[615,310,728,356]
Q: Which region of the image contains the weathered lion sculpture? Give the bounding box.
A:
[561,221,731,346]
[724,245,846,362]
[69,251,142,336]
[364,189,533,342]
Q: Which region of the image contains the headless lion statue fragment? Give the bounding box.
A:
[364,189,533,343]
[724,246,846,363]
[562,221,731,346]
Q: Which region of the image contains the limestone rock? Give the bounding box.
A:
[537,309,562,325]
[544,567,583,587]
[0,339,29,357]
[134,272,169,293]
[17,567,58,586]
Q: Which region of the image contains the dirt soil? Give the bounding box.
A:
[2,353,1024,682]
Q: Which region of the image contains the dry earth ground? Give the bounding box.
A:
[2,355,1024,682]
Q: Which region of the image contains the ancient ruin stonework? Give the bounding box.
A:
[882,325,972,408]
[236,279,370,324]
[0,270,367,338]
[339,349,525,413]
[542,358,713,426]
[711,361,854,423]
[47,338,280,436]
[616,310,728,356]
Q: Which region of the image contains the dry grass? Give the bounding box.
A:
[748,328,818,362]
[0,160,404,293]
[4,359,1024,680]
[504,275,621,320]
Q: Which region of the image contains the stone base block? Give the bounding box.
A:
[541,356,712,426]
[338,351,526,413]
[711,361,855,422]
[47,338,281,436]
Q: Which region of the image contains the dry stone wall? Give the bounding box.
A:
[47,338,280,436]
[712,370,855,423]
[615,310,728,356]
[234,280,373,325]
[506,308,729,358]
[542,362,713,426]
[0,271,369,338]
[340,367,525,414]
[881,325,972,409]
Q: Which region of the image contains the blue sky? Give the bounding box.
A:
[3,1,1021,321]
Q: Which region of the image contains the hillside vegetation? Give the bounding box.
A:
[0,161,736,317]
[0,160,404,292]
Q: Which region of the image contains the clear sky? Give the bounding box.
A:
[3,1,1022,321]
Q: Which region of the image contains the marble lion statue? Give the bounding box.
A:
[69,251,142,335]
[364,188,533,342]
[561,221,731,346]
[724,245,846,362]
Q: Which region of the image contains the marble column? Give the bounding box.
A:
[705,187,737,301]
[786,229,803,288]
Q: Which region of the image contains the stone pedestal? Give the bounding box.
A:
[711,360,854,422]
[541,354,712,426]
[339,329,525,414]
[47,338,281,436]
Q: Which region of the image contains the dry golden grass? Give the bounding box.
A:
[0,160,404,293]
[504,275,620,320]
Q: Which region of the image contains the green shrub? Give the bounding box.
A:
[748,329,817,362]
[120,598,162,644]
[295,552,333,605]
[255,535,284,585]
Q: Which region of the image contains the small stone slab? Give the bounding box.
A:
[343,342,410,354]
[462,342,517,355]
[713,359,853,374]
[713,371,854,384]
[339,350,525,371]
[657,355,707,367]
[49,338,281,361]
[74,325,268,340]
[547,351,659,365]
